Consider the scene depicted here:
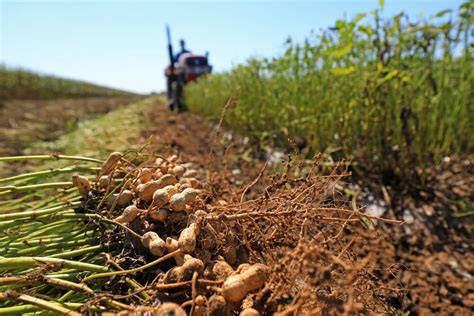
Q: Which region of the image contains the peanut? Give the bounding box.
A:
[138,168,153,183]
[208,295,227,316]
[156,303,186,316]
[179,177,200,188]
[163,257,204,283]
[240,308,260,316]
[155,157,164,166]
[137,181,161,202]
[172,165,186,177]
[167,154,178,163]
[116,190,133,206]
[72,174,90,198]
[115,205,140,223]
[183,169,198,178]
[98,175,113,189]
[156,173,177,187]
[100,152,122,176]
[178,223,198,254]
[142,231,166,256]
[163,184,178,197]
[152,188,169,207]
[221,263,270,303]
[148,208,168,222]
[170,188,198,211]
[165,237,185,265]
[211,260,234,280]
[169,193,186,211]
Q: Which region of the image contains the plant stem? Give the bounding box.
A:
[0,202,80,221]
[0,166,99,185]
[0,276,93,294]
[0,154,102,164]
[82,249,181,282]
[0,257,108,272]
[0,302,83,315]
[6,239,95,256]
[2,234,84,249]
[0,290,82,316]
[60,213,143,239]
[0,182,73,196]
[48,244,105,259]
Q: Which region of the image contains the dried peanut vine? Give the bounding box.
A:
[0,150,400,315]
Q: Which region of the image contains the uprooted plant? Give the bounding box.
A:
[0,149,401,315]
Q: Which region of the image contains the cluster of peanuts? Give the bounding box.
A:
[73,152,270,315]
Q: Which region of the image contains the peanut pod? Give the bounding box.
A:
[163,257,204,283]
[100,152,122,175]
[115,205,140,223]
[148,208,168,222]
[72,174,90,198]
[178,223,198,254]
[165,237,185,265]
[221,263,270,303]
[142,231,166,256]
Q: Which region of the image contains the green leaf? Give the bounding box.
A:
[378,70,399,84]
[358,25,374,36]
[379,0,384,9]
[332,43,353,59]
[335,20,346,30]
[435,9,452,17]
[459,1,473,11]
[330,66,355,76]
[353,13,367,24]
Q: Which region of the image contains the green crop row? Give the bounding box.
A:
[185,1,473,182]
[0,66,135,100]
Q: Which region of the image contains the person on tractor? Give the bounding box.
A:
[174,39,190,62]
[167,39,190,108]
[165,27,211,111]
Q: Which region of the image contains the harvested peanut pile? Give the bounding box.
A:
[66,151,401,315]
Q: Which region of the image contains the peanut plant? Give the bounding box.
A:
[185,1,473,183]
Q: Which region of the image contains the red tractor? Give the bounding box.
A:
[165,26,212,111]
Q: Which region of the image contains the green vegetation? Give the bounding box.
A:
[30,98,155,158]
[0,65,135,100]
[186,2,473,182]
[0,98,161,312]
[0,97,177,314]
[0,153,129,315]
[0,96,142,157]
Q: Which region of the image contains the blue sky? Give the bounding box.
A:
[1,0,464,93]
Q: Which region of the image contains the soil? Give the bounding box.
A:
[1,96,471,314]
[133,99,473,315]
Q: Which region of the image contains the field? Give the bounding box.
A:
[0,2,473,315]
[0,66,134,100]
[185,3,473,186]
[0,66,142,172]
[0,96,142,158]
[1,95,472,314]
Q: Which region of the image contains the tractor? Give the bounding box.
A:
[165,25,212,111]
